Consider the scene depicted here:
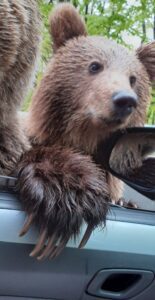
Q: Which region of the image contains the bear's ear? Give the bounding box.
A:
[136,41,155,82]
[49,3,87,52]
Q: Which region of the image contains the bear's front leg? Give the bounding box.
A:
[107,174,138,208]
[17,146,110,260]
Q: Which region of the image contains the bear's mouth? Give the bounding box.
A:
[111,118,123,125]
[104,116,129,126]
[105,108,135,127]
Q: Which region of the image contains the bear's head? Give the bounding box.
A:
[29,3,155,153]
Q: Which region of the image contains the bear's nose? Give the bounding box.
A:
[112,90,138,117]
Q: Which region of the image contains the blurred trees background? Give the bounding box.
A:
[23,0,155,124]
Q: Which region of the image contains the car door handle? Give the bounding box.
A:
[87,269,154,299]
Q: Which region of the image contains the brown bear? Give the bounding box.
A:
[17,3,155,260]
[0,0,40,175]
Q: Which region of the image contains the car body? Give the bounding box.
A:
[0,180,155,300]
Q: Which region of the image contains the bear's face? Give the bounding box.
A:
[53,36,149,135]
[30,4,155,153]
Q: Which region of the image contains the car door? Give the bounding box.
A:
[0,179,155,300]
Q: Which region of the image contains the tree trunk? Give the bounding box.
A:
[84,3,89,22]
[142,20,146,43]
[153,12,155,40]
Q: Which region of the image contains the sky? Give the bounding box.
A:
[122,28,153,49]
[123,0,154,48]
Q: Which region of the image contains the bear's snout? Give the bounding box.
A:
[112,90,138,119]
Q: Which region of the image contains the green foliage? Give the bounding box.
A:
[22,0,53,111]
[147,90,155,124]
[37,0,53,62]
[22,0,155,125]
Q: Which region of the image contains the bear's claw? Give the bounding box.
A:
[19,214,34,237]
[78,225,93,249]
[17,147,109,260]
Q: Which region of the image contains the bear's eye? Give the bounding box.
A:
[89,62,103,74]
[130,75,136,87]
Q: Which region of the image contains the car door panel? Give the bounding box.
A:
[0,189,155,300]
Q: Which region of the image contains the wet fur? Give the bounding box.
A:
[17,3,155,258]
[0,0,40,175]
[18,146,109,237]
